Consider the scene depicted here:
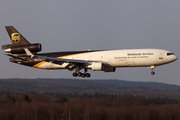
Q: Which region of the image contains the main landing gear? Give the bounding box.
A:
[72,72,91,78]
[150,66,155,75]
[72,68,91,78]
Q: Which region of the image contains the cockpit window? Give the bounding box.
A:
[167,53,174,56]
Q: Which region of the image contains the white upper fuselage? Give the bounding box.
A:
[35,49,177,69]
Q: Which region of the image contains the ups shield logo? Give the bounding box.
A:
[11,33,20,44]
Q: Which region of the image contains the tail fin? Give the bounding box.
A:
[2,26,42,55]
[5,26,30,46]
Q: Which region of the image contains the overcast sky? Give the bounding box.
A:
[0,1,179,85]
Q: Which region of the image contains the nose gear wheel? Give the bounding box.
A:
[150,66,155,75]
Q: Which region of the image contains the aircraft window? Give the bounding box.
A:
[167,53,174,56]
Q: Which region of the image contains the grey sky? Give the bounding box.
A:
[0,1,179,84]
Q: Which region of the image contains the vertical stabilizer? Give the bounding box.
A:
[5,26,30,46]
[2,26,42,55]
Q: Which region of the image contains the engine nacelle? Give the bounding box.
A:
[88,62,104,71]
[4,43,42,54]
[88,62,116,72]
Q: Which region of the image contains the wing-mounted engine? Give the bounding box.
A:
[88,62,104,71]
[88,62,116,72]
[2,43,42,54]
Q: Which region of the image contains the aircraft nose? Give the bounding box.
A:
[175,55,178,61]
[172,55,178,62]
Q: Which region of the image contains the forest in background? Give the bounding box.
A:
[0,78,180,98]
[0,92,180,120]
[0,78,180,120]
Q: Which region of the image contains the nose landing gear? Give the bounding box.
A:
[150,66,155,75]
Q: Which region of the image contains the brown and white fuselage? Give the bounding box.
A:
[2,26,178,77]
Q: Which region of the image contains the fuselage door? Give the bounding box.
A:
[158,53,165,63]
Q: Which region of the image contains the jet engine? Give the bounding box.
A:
[88,62,104,71]
[3,43,42,54]
[88,62,116,72]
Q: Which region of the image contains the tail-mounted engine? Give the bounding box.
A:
[2,43,42,54]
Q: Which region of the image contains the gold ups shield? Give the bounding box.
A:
[11,33,20,44]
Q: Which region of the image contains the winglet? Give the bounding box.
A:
[24,48,34,58]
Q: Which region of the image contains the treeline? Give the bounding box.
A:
[0,93,180,120]
[1,78,180,99]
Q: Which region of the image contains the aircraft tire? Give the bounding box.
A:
[73,73,78,77]
[81,73,86,78]
[151,71,155,75]
[78,72,82,77]
[86,73,91,78]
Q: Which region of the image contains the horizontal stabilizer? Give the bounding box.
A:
[4,53,29,61]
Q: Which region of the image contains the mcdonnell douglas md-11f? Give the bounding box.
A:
[2,26,178,77]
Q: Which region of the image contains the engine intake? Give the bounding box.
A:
[4,43,42,54]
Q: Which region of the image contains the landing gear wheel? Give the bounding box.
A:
[150,66,155,75]
[73,68,91,78]
[77,72,82,77]
[72,73,78,77]
[85,73,91,78]
[81,73,85,78]
[151,71,155,75]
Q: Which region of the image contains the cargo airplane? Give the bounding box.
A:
[2,26,177,77]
